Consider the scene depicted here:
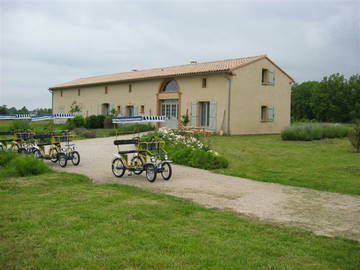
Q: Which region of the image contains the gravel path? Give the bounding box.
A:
[50,135,360,241]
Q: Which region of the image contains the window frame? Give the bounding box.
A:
[202,78,207,88]
[261,68,275,86]
[161,80,178,93]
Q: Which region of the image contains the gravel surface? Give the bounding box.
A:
[50,135,360,241]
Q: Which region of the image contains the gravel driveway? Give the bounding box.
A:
[50,135,360,241]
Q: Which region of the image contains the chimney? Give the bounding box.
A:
[132,69,138,72]
[190,60,197,64]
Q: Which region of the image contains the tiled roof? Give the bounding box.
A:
[50,54,290,89]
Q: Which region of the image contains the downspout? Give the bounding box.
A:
[48,88,53,114]
[225,73,233,134]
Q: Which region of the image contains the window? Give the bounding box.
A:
[105,86,108,94]
[126,106,134,117]
[202,78,207,88]
[262,69,275,85]
[78,89,81,96]
[60,90,63,97]
[116,105,120,116]
[140,105,145,114]
[200,102,210,126]
[261,105,274,121]
[162,80,178,92]
[129,84,132,93]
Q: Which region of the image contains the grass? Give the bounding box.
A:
[210,135,360,195]
[1,172,359,269]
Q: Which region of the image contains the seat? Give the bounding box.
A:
[114,139,138,145]
[118,150,138,154]
[37,142,51,146]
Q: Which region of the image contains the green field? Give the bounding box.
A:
[210,135,360,195]
[1,172,359,269]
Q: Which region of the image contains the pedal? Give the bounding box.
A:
[128,172,132,176]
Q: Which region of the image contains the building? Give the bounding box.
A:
[49,55,294,134]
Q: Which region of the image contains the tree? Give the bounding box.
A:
[69,101,81,114]
[0,105,8,114]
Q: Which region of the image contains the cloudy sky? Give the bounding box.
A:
[0,0,359,109]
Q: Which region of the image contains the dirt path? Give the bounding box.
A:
[51,135,360,241]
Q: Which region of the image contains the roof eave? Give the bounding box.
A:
[49,70,231,90]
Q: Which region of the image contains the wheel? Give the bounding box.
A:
[10,144,19,152]
[18,148,27,154]
[112,158,125,177]
[131,156,144,175]
[145,164,157,182]
[49,148,58,163]
[0,144,4,151]
[71,151,80,166]
[161,162,172,180]
[33,149,42,159]
[58,153,67,168]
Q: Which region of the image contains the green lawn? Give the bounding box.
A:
[210,135,360,195]
[0,172,359,269]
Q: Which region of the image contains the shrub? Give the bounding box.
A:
[142,130,228,170]
[349,120,360,152]
[81,131,96,138]
[11,120,31,131]
[0,153,50,177]
[281,123,350,141]
[65,115,85,130]
[85,115,105,129]
[73,127,86,135]
[117,123,154,134]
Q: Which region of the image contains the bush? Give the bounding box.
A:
[349,120,360,152]
[0,153,51,177]
[142,130,228,170]
[85,115,105,129]
[11,120,31,131]
[65,115,85,130]
[81,131,96,138]
[117,123,154,134]
[281,123,350,141]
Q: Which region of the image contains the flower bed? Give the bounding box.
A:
[142,128,228,170]
[281,122,350,141]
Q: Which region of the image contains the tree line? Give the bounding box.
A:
[291,73,360,123]
[0,105,52,115]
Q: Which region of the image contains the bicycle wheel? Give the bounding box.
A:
[10,144,18,152]
[131,156,144,175]
[49,148,58,163]
[71,151,80,166]
[33,149,42,159]
[18,148,26,154]
[0,144,4,151]
[112,158,125,177]
[58,153,67,168]
[161,162,172,180]
[145,164,157,182]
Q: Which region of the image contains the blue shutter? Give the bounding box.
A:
[209,102,217,131]
[191,101,197,127]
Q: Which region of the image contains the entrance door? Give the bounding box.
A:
[160,99,178,128]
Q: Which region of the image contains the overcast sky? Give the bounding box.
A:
[0,0,359,109]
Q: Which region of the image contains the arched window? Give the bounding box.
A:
[162,80,178,92]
